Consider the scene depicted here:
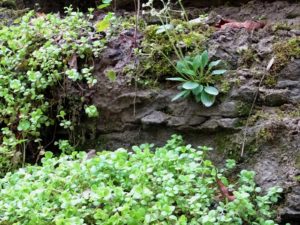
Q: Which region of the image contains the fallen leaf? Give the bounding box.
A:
[215,17,265,31]
[216,178,235,201]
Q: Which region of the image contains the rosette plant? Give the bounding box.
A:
[167,50,227,107]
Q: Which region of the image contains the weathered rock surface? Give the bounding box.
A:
[71,1,300,223]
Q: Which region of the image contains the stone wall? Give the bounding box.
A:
[73,1,299,223]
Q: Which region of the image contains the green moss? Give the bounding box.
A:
[263,74,278,87]
[246,110,270,126]
[289,104,300,117]
[272,23,292,32]
[271,37,300,74]
[239,48,258,67]
[129,18,213,85]
[236,102,252,117]
[296,154,300,169]
[121,15,147,30]
[214,132,259,161]
[256,127,274,143]
[219,78,231,94]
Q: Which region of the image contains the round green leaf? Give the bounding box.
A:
[192,85,203,95]
[201,91,216,107]
[182,82,199,90]
[17,119,31,131]
[204,86,219,96]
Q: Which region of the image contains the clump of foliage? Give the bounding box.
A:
[0,8,102,175]
[167,50,227,107]
[0,135,282,225]
[136,20,211,82]
[124,0,213,86]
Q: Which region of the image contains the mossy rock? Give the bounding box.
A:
[272,37,300,74]
[0,7,27,27]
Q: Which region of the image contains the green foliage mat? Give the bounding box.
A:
[0,8,103,175]
[0,135,282,225]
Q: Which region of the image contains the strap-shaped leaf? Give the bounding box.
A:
[176,61,188,74]
[192,54,202,71]
[201,91,216,107]
[182,68,196,76]
[212,69,227,75]
[208,60,221,69]
[182,81,199,90]
[166,77,186,82]
[171,90,190,101]
[200,50,209,70]
[204,86,219,96]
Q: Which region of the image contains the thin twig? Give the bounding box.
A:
[133,0,140,117]
[240,69,268,157]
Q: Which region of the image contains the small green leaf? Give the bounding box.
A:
[9,79,22,91]
[212,69,227,75]
[96,13,113,32]
[17,119,31,131]
[85,105,99,118]
[105,69,117,82]
[201,91,215,107]
[182,82,199,90]
[44,151,53,159]
[178,215,187,225]
[204,86,219,96]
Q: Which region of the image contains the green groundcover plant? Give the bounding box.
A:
[0,8,103,175]
[0,135,282,225]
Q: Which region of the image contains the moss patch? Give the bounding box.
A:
[239,48,258,68]
[127,18,214,85]
[214,132,255,161]
[260,37,300,87]
[295,154,300,170]
[272,37,300,74]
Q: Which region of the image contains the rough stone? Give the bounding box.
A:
[261,89,290,107]
[141,111,169,125]
[280,186,300,222]
[200,117,240,131]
